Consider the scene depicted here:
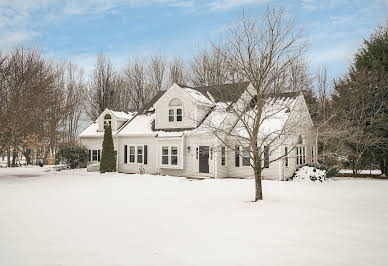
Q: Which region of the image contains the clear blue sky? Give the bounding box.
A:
[0,0,387,85]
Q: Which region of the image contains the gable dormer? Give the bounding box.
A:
[154,84,213,130]
[97,109,134,132]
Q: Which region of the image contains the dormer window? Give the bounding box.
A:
[168,98,183,122]
[176,109,182,121]
[169,109,174,122]
[104,114,112,129]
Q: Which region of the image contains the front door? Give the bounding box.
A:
[199,146,209,173]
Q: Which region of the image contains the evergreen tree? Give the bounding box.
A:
[331,22,388,174]
[100,125,116,173]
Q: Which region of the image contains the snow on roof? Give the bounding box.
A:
[183,87,214,105]
[232,96,298,138]
[79,122,122,137]
[117,113,156,136]
[111,110,136,120]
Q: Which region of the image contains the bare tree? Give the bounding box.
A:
[148,54,167,92]
[168,57,186,86]
[86,53,119,120]
[190,48,229,86]
[209,7,309,201]
[123,57,152,110]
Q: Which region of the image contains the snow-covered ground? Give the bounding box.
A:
[0,167,387,266]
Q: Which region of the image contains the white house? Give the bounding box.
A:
[79,82,317,180]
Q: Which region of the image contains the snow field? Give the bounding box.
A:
[0,167,387,266]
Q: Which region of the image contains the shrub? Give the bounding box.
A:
[57,146,88,169]
[290,163,339,182]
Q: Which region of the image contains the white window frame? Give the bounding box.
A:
[171,146,178,165]
[168,109,174,122]
[221,146,226,166]
[242,147,250,167]
[296,146,306,165]
[127,145,144,164]
[160,145,180,168]
[92,150,99,162]
[162,146,169,165]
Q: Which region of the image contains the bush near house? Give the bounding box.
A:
[57,146,88,169]
[290,164,339,182]
[100,125,116,173]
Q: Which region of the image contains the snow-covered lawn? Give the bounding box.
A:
[1,167,387,266]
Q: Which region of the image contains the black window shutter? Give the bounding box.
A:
[235,145,240,167]
[144,145,148,164]
[98,150,101,162]
[88,150,91,162]
[124,145,128,163]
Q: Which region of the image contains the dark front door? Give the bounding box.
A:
[199,146,209,173]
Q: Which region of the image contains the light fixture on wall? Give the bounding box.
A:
[187,146,191,153]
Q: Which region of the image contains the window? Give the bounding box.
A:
[124,145,128,163]
[311,146,314,163]
[169,109,174,122]
[92,150,98,161]
[242,147,250,166]
[104,114,112,129]
[221,147,226,166]
[235,145,240,167]
[284,147,288,167]
[171,147,178,165]
[129,146,135,163]
[264,146,270,168]
[137,146,143,163]
[176,108,182,121]
[296,147,305,165]
[162,147,169,164]
[168,98,183,123]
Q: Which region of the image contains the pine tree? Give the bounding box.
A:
[100,125,116,173]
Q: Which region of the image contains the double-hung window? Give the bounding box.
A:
[162,147,169,164]
[242,147,250,166]
[171,147,178,165]
[296,147,305,165]
[129,146,135,163]
[264,146,270,168]
[221,146,226,166]
[137,146,143,163]
[161,146,179,166]
[169,110,174,122]
[176,109,182,121]
[311,146,315,163]
[284,147,289,167]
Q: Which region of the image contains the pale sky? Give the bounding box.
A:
[0,0,387,83]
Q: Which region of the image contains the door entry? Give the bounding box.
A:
[199,146,209,173]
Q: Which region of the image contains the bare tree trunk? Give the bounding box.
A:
[7,147,10,167]
[254,168,263,201]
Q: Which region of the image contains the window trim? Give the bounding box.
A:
[284,146,288,167]
[176,108,182,122]
[90,149,100,162]
[160,145,180,168]
[168,109,174,122]
[242,147,250,167]
[296,146,306,165]
[264,146,270,168]
[127,145,146,164]
[221,146,226,166]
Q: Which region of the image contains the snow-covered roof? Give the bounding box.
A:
[182,87,214,105]
[79,123,122,137]
[111,111,135,120]
[117,114,156,136]
[232,95,298,138]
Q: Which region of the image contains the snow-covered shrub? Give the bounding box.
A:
[290,165,328,182]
